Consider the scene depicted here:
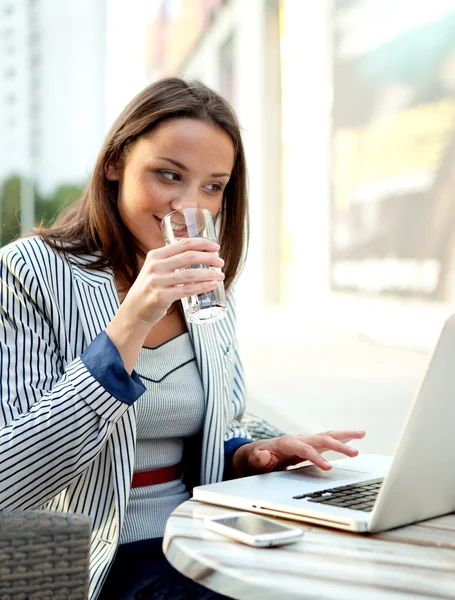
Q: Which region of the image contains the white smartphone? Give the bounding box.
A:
[203,512,303,547]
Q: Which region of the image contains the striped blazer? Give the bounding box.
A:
[0,236,249,599]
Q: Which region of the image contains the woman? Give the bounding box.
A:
[0,78,365,599]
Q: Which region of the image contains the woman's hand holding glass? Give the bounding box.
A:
[125,237,225,326]
[105,237,224,372]
[232,430,367,479]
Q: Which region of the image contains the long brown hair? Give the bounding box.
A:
[37,77,249,291]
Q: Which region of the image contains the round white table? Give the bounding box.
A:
[163,499,455,600]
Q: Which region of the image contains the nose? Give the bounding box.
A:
[170,189,199,211]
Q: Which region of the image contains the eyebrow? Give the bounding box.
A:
[157,156,231,178]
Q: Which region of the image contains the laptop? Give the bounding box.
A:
[194,315,455,533]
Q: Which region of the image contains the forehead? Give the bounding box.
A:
[131,118,235,167]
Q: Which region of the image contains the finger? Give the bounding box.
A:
[152,237,220,259]
[161,268,225,287]
[273,436,332,470]
[168,279,220,301]
[308,436,360,457]
[248,449,274,471]
[163,251,224,271]
[315,430,366,441]
[296,443,332,470]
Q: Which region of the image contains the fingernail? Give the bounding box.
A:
[323,460,331,467]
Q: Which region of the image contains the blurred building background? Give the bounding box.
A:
[142,0,455,347]
[3,0,455,454]
[0,0,107,237]
[0,0,107,193]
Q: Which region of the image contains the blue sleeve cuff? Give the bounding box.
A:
[224,437,253,480]
[81,331,146,406]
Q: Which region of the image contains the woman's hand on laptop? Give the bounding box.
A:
[231,430,366,478]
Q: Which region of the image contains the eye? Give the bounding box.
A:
[205,182,223,193]
[159,170,181,182]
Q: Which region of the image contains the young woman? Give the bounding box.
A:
[0,77,365,599]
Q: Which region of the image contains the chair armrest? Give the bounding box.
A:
[0,510,91,599]
[240,411,284,440]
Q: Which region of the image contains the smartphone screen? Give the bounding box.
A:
[213,514,296,536]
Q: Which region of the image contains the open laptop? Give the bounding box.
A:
[194,315,455,533]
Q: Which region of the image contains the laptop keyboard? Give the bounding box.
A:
[292,477,384,512]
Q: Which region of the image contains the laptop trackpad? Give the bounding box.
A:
[280,454,391,485]
[281,466,371,485]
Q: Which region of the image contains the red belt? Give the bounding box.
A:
[131,463,183,488]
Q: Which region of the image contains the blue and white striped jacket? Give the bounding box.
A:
[0,236,249,599]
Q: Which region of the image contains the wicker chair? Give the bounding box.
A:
[239,412,284,441]
[0,511,91,600]
[0,413,280,599]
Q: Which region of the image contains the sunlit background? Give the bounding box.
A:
[3,0,455,455]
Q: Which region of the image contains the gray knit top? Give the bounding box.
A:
[120,332,205,544]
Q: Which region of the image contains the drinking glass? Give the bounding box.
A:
[161,207,227,324]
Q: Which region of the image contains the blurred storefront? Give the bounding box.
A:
[145,0,455,349]
[332,1,455,301]
[329,0,455,346]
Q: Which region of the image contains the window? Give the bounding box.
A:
[30,74,40,89]
[219,34,235,105]
[30,52,40,67]
[30,140,39,158]
[29,31,40,45]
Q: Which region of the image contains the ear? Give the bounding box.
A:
[105,163,120,181]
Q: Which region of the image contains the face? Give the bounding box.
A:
[107,118,235,255]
